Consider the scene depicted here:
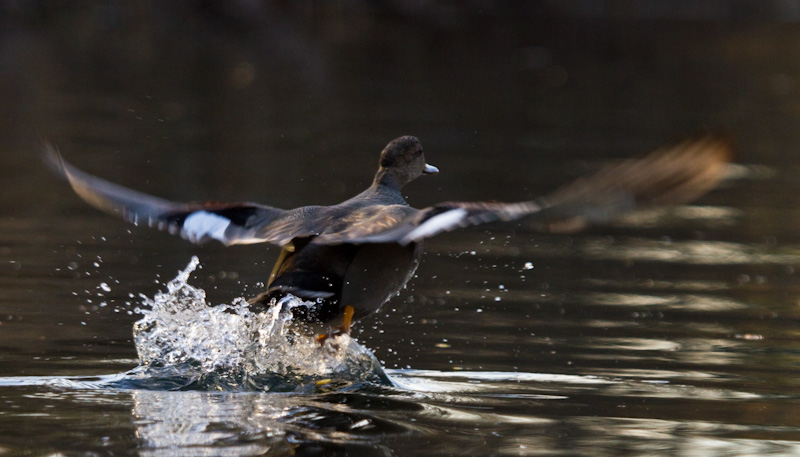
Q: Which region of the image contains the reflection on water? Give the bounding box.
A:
[2,366,798,456]
[131,390,292,457]
[583,292,748,311]
[580,237,800,265]
[4,249,800,456]
[613,205,744,230]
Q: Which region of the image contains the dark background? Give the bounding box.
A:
[3,2,800,455]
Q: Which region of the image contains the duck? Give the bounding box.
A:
[45,135,730,341]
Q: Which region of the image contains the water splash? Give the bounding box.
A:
[122,256,389,392]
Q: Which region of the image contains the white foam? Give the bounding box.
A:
[132,257,386,388]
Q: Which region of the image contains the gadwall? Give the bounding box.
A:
[45,135,730,340]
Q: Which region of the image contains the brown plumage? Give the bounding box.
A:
[45,135,731,337]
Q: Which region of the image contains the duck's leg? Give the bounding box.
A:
[340,305,355,333]
[267,244,295,287]
[316,305,355,345]
[247,244,296,306]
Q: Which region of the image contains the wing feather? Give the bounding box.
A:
[43,143,318,246]
[45,135,731,248]
[312,135,732,245]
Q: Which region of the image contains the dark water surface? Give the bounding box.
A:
[3,3,800,456]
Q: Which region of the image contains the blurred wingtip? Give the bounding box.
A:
[40,139,68,178]
[531,131,735,234]
[672,131,734,190]
[675,131,735,165]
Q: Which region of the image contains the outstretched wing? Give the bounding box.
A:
[43,143,321,247]
[314,135,732,246]
[46,136,731,248]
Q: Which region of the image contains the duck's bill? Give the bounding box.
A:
[424,163,439,175]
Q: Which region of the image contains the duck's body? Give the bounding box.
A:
[253,188,426,330]
[45,135,731,338]
[257,238,422,329]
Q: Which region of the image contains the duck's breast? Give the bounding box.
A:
[340,241,423,321]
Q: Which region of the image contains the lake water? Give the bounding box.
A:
[3,3,800,456]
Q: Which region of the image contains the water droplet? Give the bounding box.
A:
[125,256,388,387]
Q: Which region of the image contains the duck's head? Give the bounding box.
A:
[374,136,438,188]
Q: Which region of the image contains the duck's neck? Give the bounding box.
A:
[355,169,407,205]
[372,168,404,190]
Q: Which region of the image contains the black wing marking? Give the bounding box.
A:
[43,143,320,247]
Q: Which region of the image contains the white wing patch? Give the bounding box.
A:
[401,208,468,244]
[182,211,231,244]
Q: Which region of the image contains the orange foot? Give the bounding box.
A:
[316,305,354,346]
